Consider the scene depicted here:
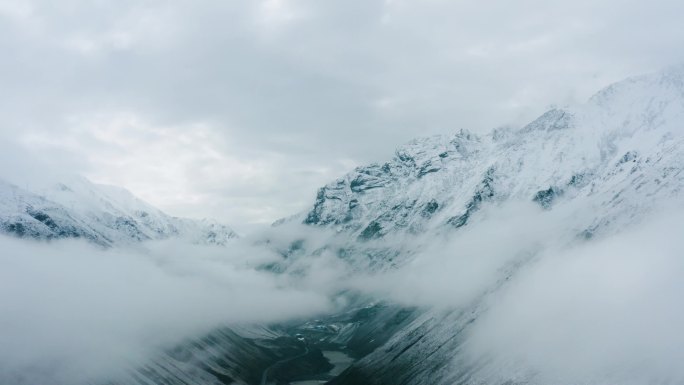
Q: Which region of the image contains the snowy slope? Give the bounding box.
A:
[303,65,684,246]
[0,179,107,244]
[0,176,237,246]
[104,326,294,385]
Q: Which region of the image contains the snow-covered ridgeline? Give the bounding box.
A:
[0,176,237,247]
[302,65,684,245]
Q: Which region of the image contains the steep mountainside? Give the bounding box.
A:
[304,65,684,248]
[0,176,237,247]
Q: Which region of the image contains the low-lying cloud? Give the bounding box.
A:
[325,200,684,383]
[463,209,684,384]
[2,199,683,384]
[346,201,583,308]
[0,237,331,385]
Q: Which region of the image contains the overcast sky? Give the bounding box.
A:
[1,0,683,232]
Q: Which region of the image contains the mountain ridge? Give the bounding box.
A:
[298,65,684,247]
[0,176,238,247]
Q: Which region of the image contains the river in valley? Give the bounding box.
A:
[290,350,354,385]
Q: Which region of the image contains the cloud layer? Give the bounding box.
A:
[1,198,683,384]
[463,209,684,384]
[0,237,331,384]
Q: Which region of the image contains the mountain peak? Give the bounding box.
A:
[0,176,238,246]
[588,65,684,114]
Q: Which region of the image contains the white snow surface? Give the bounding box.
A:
[0,175,237,246]
[302,65,684,244]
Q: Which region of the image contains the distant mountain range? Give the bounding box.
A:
[0,176,237,247]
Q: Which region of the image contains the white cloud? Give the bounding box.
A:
[462,209,684,384]
[0,235,332,385]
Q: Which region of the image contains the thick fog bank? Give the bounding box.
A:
[461,209,684,384]
[0,238,331,385]
[1,200,683,384]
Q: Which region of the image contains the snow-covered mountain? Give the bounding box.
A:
[303,65,684,246]
[0,176,238,246]
[293,66,684,385]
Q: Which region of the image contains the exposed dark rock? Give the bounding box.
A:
[5,222,26,237]
[418,161,441,178]
[26,208,59,230]
[359,221,383,241]
[447,167,495,228]
[304,188,326,225]
[421,200,439,217]
[533,186,562,209]
[618,150,638,164]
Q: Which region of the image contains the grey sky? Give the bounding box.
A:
[1,0,683,232]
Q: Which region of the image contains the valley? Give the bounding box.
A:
[2,66,684,385]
